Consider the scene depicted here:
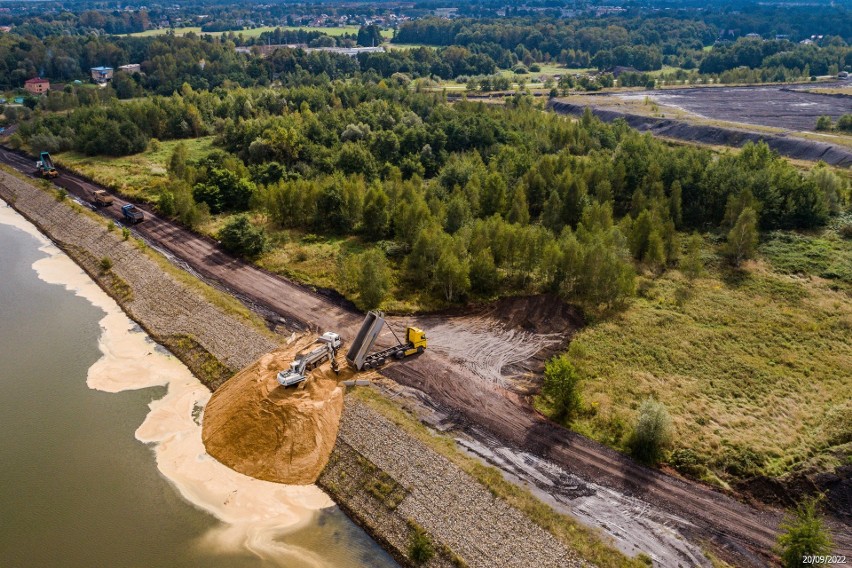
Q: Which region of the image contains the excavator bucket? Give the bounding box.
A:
[346,311,385,370]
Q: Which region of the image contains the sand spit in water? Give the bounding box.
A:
[0,202,335,566]
[202,336,350,485]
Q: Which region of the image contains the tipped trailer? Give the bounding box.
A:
[345,311,427,371]
[35,152,58,179]
[277,332,341,387]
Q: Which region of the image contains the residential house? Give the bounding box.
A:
[24,77,50,95]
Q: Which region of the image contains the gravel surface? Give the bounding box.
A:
[335,398,587,568]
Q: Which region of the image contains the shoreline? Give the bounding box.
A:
[0,201,338,566]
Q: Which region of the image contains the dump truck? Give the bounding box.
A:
[92,190,114,207]
[121,204,144,224]
[346,311,427,371]
[277,332,342,387]
[35,152,58,179]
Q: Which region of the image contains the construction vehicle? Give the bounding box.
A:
[92,190,114,207]
[277,332,342,387]
[121,204,144,224]
[35,152,58,179]
[346,311,427,371]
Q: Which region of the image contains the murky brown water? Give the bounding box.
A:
[0,208,397,568]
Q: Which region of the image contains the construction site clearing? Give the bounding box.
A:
[201,312,427,486]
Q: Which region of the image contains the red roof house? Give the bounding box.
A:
[24,77,50,95]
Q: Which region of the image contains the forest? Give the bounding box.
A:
[11,77,847,313]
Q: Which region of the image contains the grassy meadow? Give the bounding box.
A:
[550,229,851,486]
[54,137,216,199]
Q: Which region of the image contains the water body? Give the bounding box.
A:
[0,204,397,568]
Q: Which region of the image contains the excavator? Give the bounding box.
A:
[277,332,341,387]
[346,311,427,371]
[35,152,58,179]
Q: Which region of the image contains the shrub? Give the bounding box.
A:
[218,214,268,259]
[107,220,115,232]
[55,188,68,201]
[629,398,673,465]
[99,256,113,272]
[407,523,434,565]
[542,355,583,422]
[122,227,131,241]
[670,448,706,476]
[776,495,833,568]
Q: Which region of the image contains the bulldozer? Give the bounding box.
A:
[35,152,58,179]
[346,311,427,371]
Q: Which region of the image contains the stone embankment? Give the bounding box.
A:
[320,399,586,568]
[0,169,588,568]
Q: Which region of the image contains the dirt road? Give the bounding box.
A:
[3,147,849,566]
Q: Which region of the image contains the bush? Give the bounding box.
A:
[122,227,131,241]
[776,495,833,568]
[542,355,582,422]
[99,256,113,272]
[407,523,434,565]
[217,214,268,259]
[669,448,706,477]
[629,398,673,465]
[55,188,68,201]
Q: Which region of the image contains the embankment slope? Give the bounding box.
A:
[548,99,852,167]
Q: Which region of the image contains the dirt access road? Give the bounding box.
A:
[2,147,848,566]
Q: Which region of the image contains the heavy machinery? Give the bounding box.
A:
[121,204,144,224]
[346,311,427,371]
[92,190,114,207]
[35,152,58,179]
[277,332,342,387]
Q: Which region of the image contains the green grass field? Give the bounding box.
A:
[548,231,852,486]
[127,25,393,39]
[54,137,216,198]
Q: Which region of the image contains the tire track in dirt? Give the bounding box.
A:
[3,147,849,566]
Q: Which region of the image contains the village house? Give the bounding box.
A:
[24,77,49,95]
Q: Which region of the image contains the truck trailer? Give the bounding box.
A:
[345,311,427,371]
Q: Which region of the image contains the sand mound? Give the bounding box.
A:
[202,335,352,485]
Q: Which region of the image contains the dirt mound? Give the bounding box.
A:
[201,335,352,485]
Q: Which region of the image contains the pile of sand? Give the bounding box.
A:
[202,335,353,485]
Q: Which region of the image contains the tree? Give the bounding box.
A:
[541,355,582,422]
[362,186,391,240]
[218,214,268,259]
[680,232,704,280]
[644,230,666,273]
[776,495,833,568]
[629,398,673,465]
[726,207,759,266]
[168,142,188,180]
[470,247,498,295]
[434,246,470,302]
[356,249,391,310]
[810,167,845,216]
